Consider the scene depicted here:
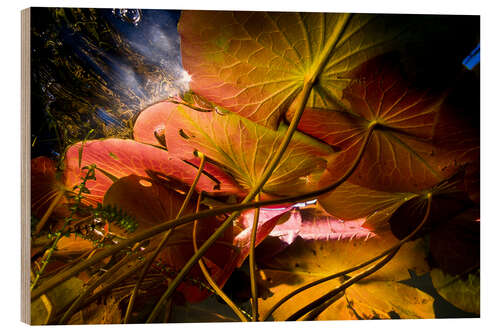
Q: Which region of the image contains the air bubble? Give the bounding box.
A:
[112,9,143,26]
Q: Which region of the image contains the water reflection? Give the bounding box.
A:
[31,8,187,158]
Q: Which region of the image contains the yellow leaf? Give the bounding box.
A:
[31,277,84,325]
[316,282,434,320]
[431,268,479,315]
[258,237,432,320]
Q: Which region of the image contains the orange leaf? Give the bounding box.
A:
[134,101,332,197]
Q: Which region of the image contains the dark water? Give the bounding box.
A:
[31,8,187,159]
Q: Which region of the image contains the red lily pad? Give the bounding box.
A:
[64,139,242,206]
[289,55,459,192]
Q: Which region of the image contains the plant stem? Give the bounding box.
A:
[282,194,432,321]
[32,119,375,301]
[299,291,345,321]
[249,194,260,321]
[58,251,140,324]
[31,165,96,291]
[65,258,148,318]
[123,152,207,324]
[261,192,432,321]
[285,248,399,321]
[145,76,316,323]
[192,193,249,322]
[34,190,65,235]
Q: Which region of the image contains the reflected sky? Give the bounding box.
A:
[31,8,188,158]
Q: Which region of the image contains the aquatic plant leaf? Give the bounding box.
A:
[316,281,434,320]
[31,277,84,325]
[52,235,95,258]
[291,55,455,192]
[103,174,237,303]
[430,268,480,315]
[64,138,241,205]
[320,171,474,237]
[68,296,123,324]
[31,156,67,219]
[267,207,374,245]
[233,207,295,267]
[429,208,479,275]
[258,236,432,320]
[179,12,415,128]
[431,77,480,202]
[134,101,333,197]
[236,205,375,266]
[432,73,479,165]
[262,236,429,283]
[103,175,196,236]
[319,178,419,235]
[319,179,418,222]
[170,296,240,323]
[296,207,374,242]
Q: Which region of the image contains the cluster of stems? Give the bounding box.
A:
[31,22,434,321]
[31,164,96,291]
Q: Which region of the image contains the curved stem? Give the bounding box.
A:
[286,249,399,321]
[123,152,206,324]
[31,166,96,291]
[146,78,315,323]
[249,194,260,321]
[263,193,432,320]
[299,291,345,321]
[58,252,139,324]
[69,259,147,316]
[32,126,374,301]
[192,193,249,322]
[283,194,432,321]
[34,190,65,235]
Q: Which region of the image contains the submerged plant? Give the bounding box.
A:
[29,9,479,324]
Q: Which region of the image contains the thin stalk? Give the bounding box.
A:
[192,193,249,322]
[163,298,173,322]
[34,190,65,235]
[58,252,140,324]
[262,192,432,321]
[30,230,62,291]
[299,291,345,321]
[61,259,148,320]
[32,124,375,301]
[66,261,214,324]
[146,77,315,323]
[249,194,260,321]
[285,248,399,321]
[31,166,96,291]
[123,152,207,324]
